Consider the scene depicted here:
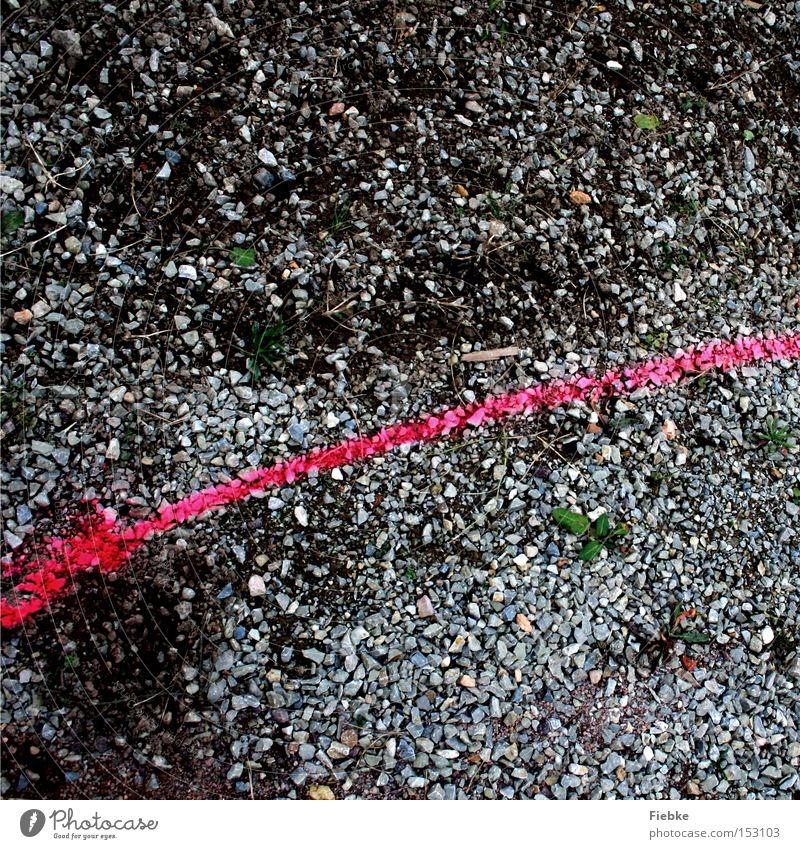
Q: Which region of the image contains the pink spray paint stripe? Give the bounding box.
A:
[2,332,799,628]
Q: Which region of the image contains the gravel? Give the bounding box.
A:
[1,0,799,801]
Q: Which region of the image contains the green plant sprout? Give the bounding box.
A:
[239,322,285,381]
[633,113,660,130]
[666,603,711,644]
[757,418,794,451]
[551,508,628,562]
[230,246,256,267]
[1,210,24,236]
[330,196,352,235]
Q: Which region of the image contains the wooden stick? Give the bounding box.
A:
[461,346,520,363]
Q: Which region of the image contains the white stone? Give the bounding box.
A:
[258,148,278,168]
[0,174,24,193]
[416,595,435,618]
[248,574,267,597]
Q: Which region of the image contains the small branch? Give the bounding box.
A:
[461,346,520,363]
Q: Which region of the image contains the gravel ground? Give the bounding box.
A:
[1,0,799,800]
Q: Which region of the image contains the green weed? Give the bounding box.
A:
[666,603,711,644]
[633,113,660,130]
[757,418,794,451]
[660,243,691,270]
[230,246,256,268]
[668,194,700,219]
[239,322,285,381]
[642,330,669,351]
[330,196,352,235]
[551,508,628,562]
[679,95,707,113]
[1,210,24,236]
[0,384,36,432]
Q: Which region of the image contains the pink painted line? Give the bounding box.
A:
[2,332,799,628]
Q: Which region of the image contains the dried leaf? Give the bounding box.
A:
[569,189,592,205]
[455,184,469,198]
[680,655,697,671]
[673,608,696,629]
[662,419,678,440]
[461,346,520,362]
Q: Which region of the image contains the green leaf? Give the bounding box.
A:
[1,210,24,235]
[552,508,590,535]
[676,631,711,644]
[579,540,604,562]
[743,129,755,141]
[231,246,256,267]
[633,113,660,130]
[611,523,629,538]
[595,514,610,538]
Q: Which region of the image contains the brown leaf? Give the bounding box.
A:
[586,423,602,434]
[673,608,696,629]
[455,184,469,198]
[569,190,592,205]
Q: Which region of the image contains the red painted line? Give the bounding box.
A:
[2,332,799,628]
